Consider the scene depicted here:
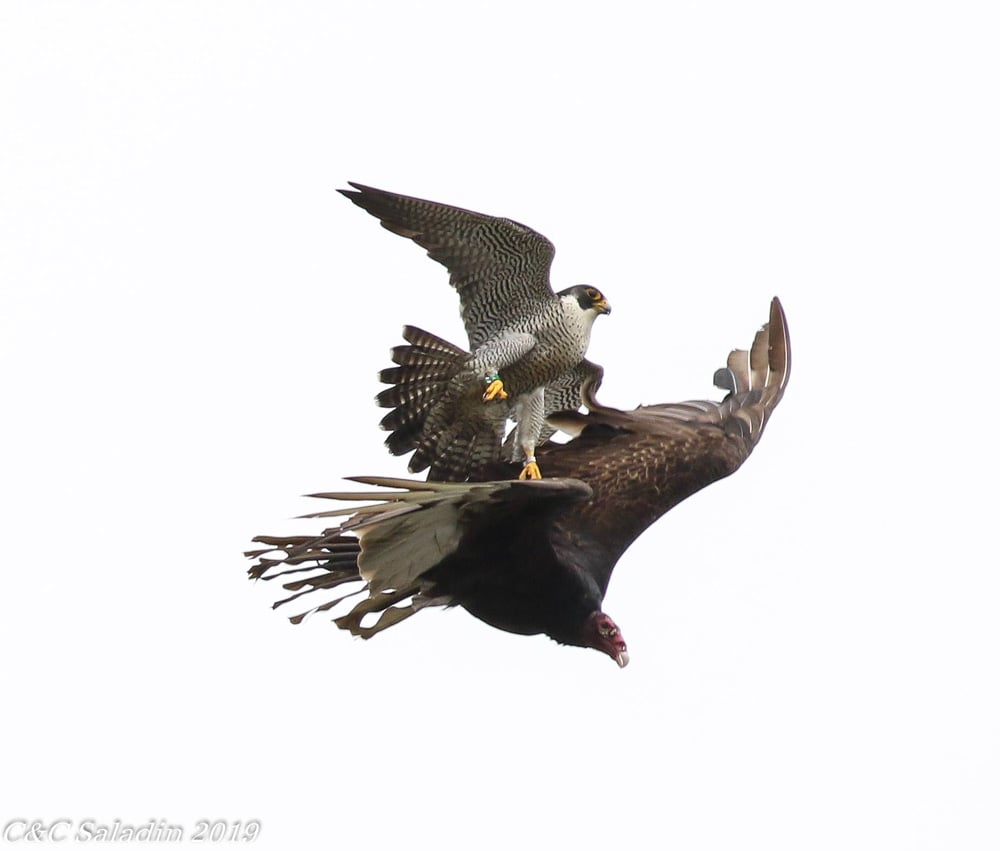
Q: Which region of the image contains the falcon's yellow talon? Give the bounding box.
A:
[483,379,508,402]
[519,461,542,480]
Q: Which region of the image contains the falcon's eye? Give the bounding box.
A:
[585,288,601,301]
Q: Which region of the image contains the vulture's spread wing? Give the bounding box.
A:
[534,298,791,594]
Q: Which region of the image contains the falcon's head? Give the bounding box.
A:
[561,285,612,316]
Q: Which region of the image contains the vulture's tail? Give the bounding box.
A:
[245,527,430,638]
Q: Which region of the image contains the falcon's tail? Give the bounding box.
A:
[376,325,468,456]
[376,326,507,481]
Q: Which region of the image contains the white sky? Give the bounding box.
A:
[2,2,998,849]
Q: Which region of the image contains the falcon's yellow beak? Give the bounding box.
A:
[595,298,611,315]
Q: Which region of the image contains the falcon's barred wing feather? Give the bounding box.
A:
[338,183,557,349]
[543,358,605,420]
[503,358,605,456]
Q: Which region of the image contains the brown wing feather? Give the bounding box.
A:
[530,297,791,592]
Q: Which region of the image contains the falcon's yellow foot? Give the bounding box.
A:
[483,378,508,402]
[519,460,542,480]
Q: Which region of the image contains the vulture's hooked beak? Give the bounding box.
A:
[615,651,629,668]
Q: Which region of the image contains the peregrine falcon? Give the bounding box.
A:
[339,183,612,482]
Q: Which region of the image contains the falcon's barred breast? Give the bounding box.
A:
[339,183,612,482]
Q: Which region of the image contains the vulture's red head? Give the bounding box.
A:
[585,612,629,668]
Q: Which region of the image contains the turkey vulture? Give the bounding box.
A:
[246,298,790,667]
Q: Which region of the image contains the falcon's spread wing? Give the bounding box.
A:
[338,183,557,349]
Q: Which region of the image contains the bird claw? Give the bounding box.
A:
[483,379,508,402]
[519,461,542,480]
